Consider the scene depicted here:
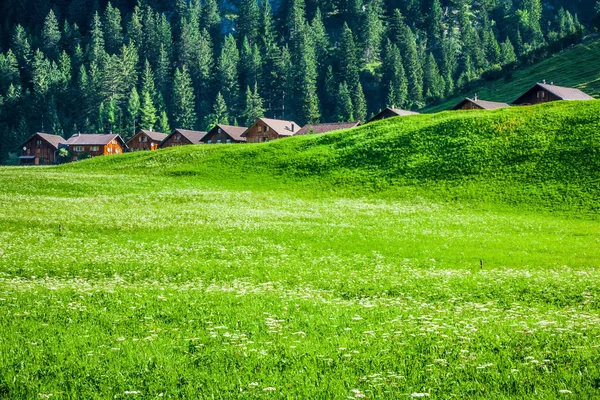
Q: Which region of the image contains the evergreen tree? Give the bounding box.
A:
[338,23,360,92]
[88,12,106,64]
[294,24,320,124]
[11,25,32,69]
[360,0,384,63]
[140,90,158,130]
[217,35,240,113]
[42,9,62,59]
[238,0,260,45]
[352,81,367,122]
[202,0,221,49]
[127,6,143,48]
[390,10,423,106]
[209,92,229,127]
[500,37,517,65]
[103,2,123,54]
[127,87,140,136]
[157,110,170,133]
[423,52,444,101]
[426,0,443,48]
[335,82,354,122]
[381,40,408,108]
[172,66,197,128]
[242,84,265,126]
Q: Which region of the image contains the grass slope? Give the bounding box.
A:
[424,38,600,113]
[64,100,600,212]
[0,101,599,398]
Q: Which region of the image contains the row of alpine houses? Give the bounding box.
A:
[19,82,594,165]
[19,119,362,165]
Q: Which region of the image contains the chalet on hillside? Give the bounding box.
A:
[242,118,300,143]
[127,130,168,151]
[20,132,66,165]
[452,96,510,111]
[367,107,419,123]
[160,129,207,148]
[295,121,361,135]
[513,82,594,105]
[202,124,247,144]
[66,133,127,161]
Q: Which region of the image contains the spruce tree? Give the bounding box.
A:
[11,25,32,69]
[352,82,367,123]
[140,90,157,130]
[202,0,221,50]
[336,82,354,122]
[217,35,240,113]
[360,0,384,63]
[381,40,408,109]
[103,2,123,54]
[157,110,170,133]
[338,23,360,92]
[42,9,62,59]
[423,52,444,101]
[88,12,106,64]
[390,11,423,106]
[500,37,517,65]
[242,84,265,127]
[238,0,260,45]
[127,6,143,48]
[127,87,140,136]
[209,92,229,127]
[172,66,197,129]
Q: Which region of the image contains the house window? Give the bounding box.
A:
[176,134,182,140]
[217,139,221,144]
[108,147,112,153]
[36,140,42,145]
[116,149,120,154]
[218,128,222,133]
[91,146,99,152]
[75,146,83,152]
[257,126,263,133]
[207,140,212,144]
[226,139,231,144]
[265,126,269,132]
[141,136,147,142]
[537,91,546,99]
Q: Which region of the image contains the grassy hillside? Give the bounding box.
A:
[62,100,600,212]
[0,100,599,398]
[424,37,600,113]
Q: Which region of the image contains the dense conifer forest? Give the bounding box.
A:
[0,0,599,162]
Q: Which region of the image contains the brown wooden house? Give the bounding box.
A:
[66,133,127,161]
[159,129,208,148]
[295,121,361,135]
[513,82,594,105]
[19,132,66,165]
[367,107,419,123]
[242,118,300,143]
[202,124,248,144]
[452,96,510,111]
[127,130,168,151]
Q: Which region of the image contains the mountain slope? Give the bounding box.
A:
[424,37,600,113]
[59,100,600,211]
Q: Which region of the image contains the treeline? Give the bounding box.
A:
[0,0,597,162]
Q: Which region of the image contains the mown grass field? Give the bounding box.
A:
[1,101,599,398]
[424,38,600,113]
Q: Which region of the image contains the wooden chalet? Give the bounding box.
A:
[367,107,419,123]
[127,130,168,151]
[513,82,594,105]
[66,133,127,161]
[452,96,510,111]
[202,124,248,144]
[160,129,208,148]
[19,132,66,165]
[295,121,361,135]
[242,118,300,143]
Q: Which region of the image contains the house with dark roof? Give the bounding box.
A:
[295,121,361,136]
[65,133,127,161]
[513,82,594,105]
[160,129,208,148]
[20,132,67,165]
[452,96,510,111]
[127,130,168,151]
[202,124,248,144]
[242,118,300,143]
[367,107,419,123]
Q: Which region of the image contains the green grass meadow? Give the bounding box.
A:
[1,101,600,398]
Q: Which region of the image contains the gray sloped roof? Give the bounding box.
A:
[296,121,361,135]
[214,124,248,141]
[452,98,510,110]
[536,83,594,100]
[34,133,67,149]
[140,130,169,142]
[258,118,300,136]
[66,133,124,146]
[172,129,208,144]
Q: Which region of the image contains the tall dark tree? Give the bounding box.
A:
[172,66,196,129]
[42,9,62,59]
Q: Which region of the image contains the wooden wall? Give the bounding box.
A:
[21,136,58,165]
[514,89,560,105]
[160,133,192,148]
[245,121,282,143]
[127,132,161,151]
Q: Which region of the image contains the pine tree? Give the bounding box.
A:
[360,0,384,63]
[238,0,260,45]
[88,12,106,64]
[500,37,517,65]
[127,6,143,48]
[209,92,229,127]
[294,24,320,124]
[426,0,443,48]
[172,66,197,128]
[202,0,221,49]
[338,23,360,92]
[336,82,354,122]
[140,90,157,130]
[381,40,408,109]
[103,2,123,54]
[352,81,367,123]
[127,87,140,136]
[423,52,444,101]
[11,25,32,69]
[217,34,240,113]
[390,11,423,106]
[242,84,265,126]
[141,59,157,102]
[157,110,170,133]
[42,9,62,59]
